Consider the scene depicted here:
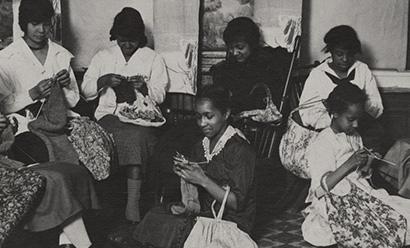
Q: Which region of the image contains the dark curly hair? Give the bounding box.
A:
[197,85,232,114]
[109,7,147,46]
[223,17,261,50]
[326,82,367,115]
[18,0,54,33]
[323,25,361,54]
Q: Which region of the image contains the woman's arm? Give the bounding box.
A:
[174,163,239,210]
[147,54,168,104]
[323,149,368,191]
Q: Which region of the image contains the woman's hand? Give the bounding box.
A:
[55,69,71,87]
[97,73,124,88]
[346,149,368,172]
[173,162,208,186]
[29,78,52,100]
[129,76,148,95]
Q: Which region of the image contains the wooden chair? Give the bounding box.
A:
[251,36,302,159]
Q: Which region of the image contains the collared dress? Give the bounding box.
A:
[82,44,168,168]
[190,126,257,233]
[302,127,410,246]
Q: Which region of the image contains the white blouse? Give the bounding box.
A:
[81,44,169,120]
[302,127,410,246]
[298,59,384,129]
[0,38,79,114]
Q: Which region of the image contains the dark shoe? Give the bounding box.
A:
[107,222,139,248]
[59,244,75,248]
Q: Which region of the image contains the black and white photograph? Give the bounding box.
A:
[1,0,410,248]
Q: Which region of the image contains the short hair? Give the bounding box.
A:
[326,82,367,115]
[323,25,361,54]
[109,7,147,46]
[19,0,55,33]
[196,85,232,114]
[223,17,261,49]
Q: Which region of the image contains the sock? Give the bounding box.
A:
[62,217,92,248]
[126,178,142,222]
[59,232,71,245]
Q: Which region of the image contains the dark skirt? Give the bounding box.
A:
[24,162,100,232]
[98,115,158,168]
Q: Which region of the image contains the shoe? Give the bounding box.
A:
[107,222,139,248]
[59,244,75,248]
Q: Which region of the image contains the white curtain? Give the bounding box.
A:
[153,0,199,94]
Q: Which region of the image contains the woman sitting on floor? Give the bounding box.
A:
[81,7,168,223]
[302,82,410,247]
[298,25,385,153]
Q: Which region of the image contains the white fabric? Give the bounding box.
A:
[81,44,169,121]
[184,186,257,248]
[0,37,79,114]
[298,59,384,129]
[153,0,199,95]
[302,127,410,247]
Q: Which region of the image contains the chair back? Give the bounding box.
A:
[161,93,196,127]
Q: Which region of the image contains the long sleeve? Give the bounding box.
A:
[81,53,102,101]
[298,71,331,129]
[225,141,256,210]
[147,53,168,104]
[62,66,80,108]
[362,66,383,118]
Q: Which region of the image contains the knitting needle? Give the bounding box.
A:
[362,146,397,167]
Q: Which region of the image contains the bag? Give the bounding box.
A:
[115,91,166,127]
[68,117,116,181]
[183,186,258,248]
[238,83,282,124]
[133,205,195,248]
[324,181,407,248]
[279,100,323,179]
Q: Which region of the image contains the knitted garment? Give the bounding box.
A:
[28,83,79,164]
[0,126,24,169]
[113,80,137,104]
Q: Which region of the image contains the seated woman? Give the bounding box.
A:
[173,85,256,233]
[0,113,99,248]
[81,7,168,222]
[298,25,385,152]
[302,82,410,247]
[211,17,291,115]
[0,0,80,163]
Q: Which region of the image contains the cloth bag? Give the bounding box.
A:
[324,181,407,248]
[184,186,258,248]
[115,91,166,127]
[279,100,323,179]
[238,83,282,124]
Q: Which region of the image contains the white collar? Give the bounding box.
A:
[320,57,359,78]
[202,125,248,162]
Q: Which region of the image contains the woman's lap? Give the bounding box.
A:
[98,115,158,167]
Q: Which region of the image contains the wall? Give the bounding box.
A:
[300,0,408,70]
[61,0,153,70]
